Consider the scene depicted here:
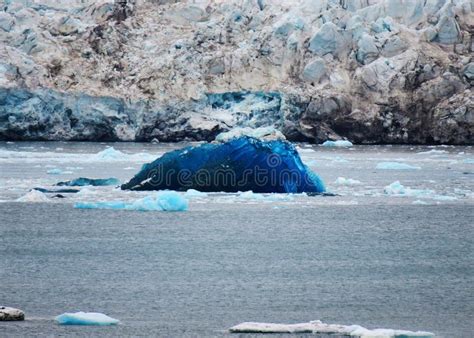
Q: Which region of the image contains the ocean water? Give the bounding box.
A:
[0,142,473,337]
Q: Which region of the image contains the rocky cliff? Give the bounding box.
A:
[0,0,473,144]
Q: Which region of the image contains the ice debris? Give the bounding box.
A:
[229,320,434,337]
[184,189,208,198]
[47,168,63,175]
[215,127,285,142]
[376,162,421,170]
[74,191,189,212]
[95,147,126,160]
[56,177,120,187]
[321,140,353,147]
[121,137,325,194]
[384,181,433,197]
[0,307,25,321]
[16,190,49,202]
[55,312,119,325]
[334,177,361,186]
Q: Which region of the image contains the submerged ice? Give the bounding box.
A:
[121,137,325,194]
[55,312,119,325]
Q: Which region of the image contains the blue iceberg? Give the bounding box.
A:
[74,191,189,212]
[56,177,120,187]
[55,312,119,325]
[121,137,325,194]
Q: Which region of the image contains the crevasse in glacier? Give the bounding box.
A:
[121,137,325,194]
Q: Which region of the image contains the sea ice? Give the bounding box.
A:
[376,162,421,170]
[56,177,120,187]
[16,190,49,202]
[121,137,325,194]
[229,320,434,337]
[334,177,361,186]
[47,168,63,175]
[55,312,119,325]
[321,140,353,147]
[215,127,285,142]
[74,191,189,212]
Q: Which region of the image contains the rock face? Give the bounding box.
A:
[0,307,25,321]
[0,0,472,144]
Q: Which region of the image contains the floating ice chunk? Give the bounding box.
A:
[384,181,434,198]
[321,140,353,147]
[122,137,325,194]
[463,158,474,164]
[74,191,188,212]
[16,190,49,202]
[229,320,434,337]
[417,149,447,155]
[432,195,457,201]
[215,127,285,142]
[95,147,126,160]
[47,168,63,175]
[55,312,119,325]
[376,162,421,170]
[57,177,120,187]
[334,177,361,186]
[238,191,294,201]
[184,189,208,198]
[412,200,428,205]
[296,146,316,153]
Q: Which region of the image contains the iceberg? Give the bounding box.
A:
[56,177,120,187]
[376,162,421,170]
[16,190,49,202]
[321,140,353,147]
[55,312,119,325]
[334,177,361,186]
[215,127,285,142]
[95,147,126,160]
[229,320,434,337]
[121,137,325,194]
[74,191,189,212]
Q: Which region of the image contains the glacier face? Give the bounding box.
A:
[0,0,472,144]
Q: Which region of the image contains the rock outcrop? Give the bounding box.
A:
[0,0,472,144]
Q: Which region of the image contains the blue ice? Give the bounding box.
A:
[74,191,189,212]
[376,162,421,170]
[57,177,120,187]
[321,140,353,147]
[121,137,325,194]
[55,312,119,325]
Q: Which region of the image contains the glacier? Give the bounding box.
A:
[55,312,119,326]
[121,137,325,194]
[56,177,120,187]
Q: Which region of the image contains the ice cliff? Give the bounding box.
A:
[0,0,472,144]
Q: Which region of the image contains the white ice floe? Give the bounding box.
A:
[94,147,126,160]
[463,158,474,164]
[417,150,447,155]
[16,190,49,202]
[376,162,421,170]
[184,189,208,198]
[47,168,63,175]
[334,177,361,186]
[384,181,433,197]
[412,200,429,205]
[238,191,294,201]
[229,320,434,337]
[321,140,353,147]
[74,191,189,212]
[215,127,285,142]
[296,146,316,153]
[55,312,119,325]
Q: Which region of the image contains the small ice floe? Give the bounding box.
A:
[56,177,120,187]
[321,140,353,147]
[47,168,63,175]
[376,162,421,170]
[184,189,208,198]
[334,177,361,186]
[384,181,432,197]
[0,306,25,321]
[75,191,189,212]
[296,146,316,153]
[229,320,433,337]
[95,147,126,160]
[55,312,119,325]
[463,158,474,164]
[215,126,286,142]
[238,191,294,201]
[412,200,429,205]
[16,190,49,202]
[417,149,447,155]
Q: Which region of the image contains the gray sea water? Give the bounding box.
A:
[0,142,473,337]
